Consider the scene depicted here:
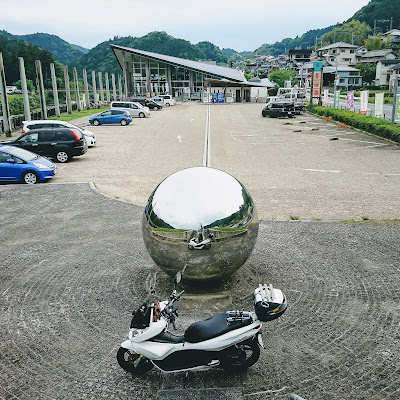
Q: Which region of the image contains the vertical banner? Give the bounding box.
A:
[374,92,384,118]
[311,61,323,106]
[360,90,369,114]
[323,89,329,107]
[334,90,340,109]
[395,93,400,123]
[346,91,354,111]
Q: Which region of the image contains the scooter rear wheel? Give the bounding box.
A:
[220,339,260,372]
[117,347,154,375]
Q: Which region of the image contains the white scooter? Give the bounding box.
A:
[117,272,287,375]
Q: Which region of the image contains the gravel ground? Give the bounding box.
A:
[1,103,399,399]
[1,183,399,400]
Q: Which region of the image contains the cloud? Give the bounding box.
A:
[0,0,371,51]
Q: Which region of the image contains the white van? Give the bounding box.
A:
[110,101,150,118]
[158,95,175,106]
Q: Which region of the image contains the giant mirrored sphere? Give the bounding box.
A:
[142,167,259,284]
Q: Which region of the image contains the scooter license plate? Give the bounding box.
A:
[257,334,265,349]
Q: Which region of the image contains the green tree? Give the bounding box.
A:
[320,20,372,46]
[269,69,297,88]
[356,63,377,84]
[15,79,34,91]
[196,41,228,64]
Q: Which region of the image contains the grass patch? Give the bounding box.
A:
[309,106,400,144]
[340,218,400,223]
[289,215,300,220]
[212,227,247,231]
[48,106,109,122]
[153,228,189,232]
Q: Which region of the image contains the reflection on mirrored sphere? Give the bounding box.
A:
[142,167,259,284]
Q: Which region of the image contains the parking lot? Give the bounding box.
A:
[53,102,400,221]
[1,103,400,400]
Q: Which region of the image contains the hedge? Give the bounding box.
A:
[309,106,400,144]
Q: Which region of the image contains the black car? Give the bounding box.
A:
[1,128,87,163]
[262,102,295,118]
[130,98,162,110]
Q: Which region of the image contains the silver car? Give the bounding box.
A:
[110,101,150,118]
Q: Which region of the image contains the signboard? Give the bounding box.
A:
[323,89,329,107]
[346,91,354,112]
[334,90,340,109]
[360,90,369,114]
[312,70,323,101]
[132,73,142,77]
[313,61,323,72]
[374,92,384,118]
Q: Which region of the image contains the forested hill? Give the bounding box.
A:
[349,0,400,31]
[0,30,88,65]
[0,34,60,85]
[76,31,228,77]
[254,25,337,56]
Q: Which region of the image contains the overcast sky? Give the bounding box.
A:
[0,0,370,52]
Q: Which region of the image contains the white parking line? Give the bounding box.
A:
[203,104,211,167]
[298,168,342,173]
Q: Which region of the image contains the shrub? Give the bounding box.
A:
[309,106,400,143]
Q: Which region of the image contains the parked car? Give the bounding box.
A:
[89,110,132,126]
[150,97,166,107]
[110,101,150,118]
[266,89,306,114]
[22,120,96,147]
[0,144,57,184]
[130,98,162,110]
[158,95,175,106]
[1,128,87,163]
[262,102,295,118]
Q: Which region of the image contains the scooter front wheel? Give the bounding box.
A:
[117,347,154,375]
[220,339,260,372]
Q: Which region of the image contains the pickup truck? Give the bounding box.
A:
[262,102,295,118]
[266,89,307,114]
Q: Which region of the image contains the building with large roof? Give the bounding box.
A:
[111,44,273,102]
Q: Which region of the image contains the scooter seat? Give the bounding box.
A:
[151,331,185,344]
[184,312,252,343]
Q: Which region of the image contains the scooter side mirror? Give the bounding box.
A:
[174,271,182,287]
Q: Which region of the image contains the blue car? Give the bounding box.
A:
[89,110,132,126]
[0,145,57,184]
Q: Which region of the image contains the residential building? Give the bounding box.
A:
[317,42,359,67]
[288,49,312,70]
[375,59,400,86]
[323,66,362,89]
[359,49,397,63]
[387,63,400,91]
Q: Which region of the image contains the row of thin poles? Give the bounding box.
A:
[0,52,127,135]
